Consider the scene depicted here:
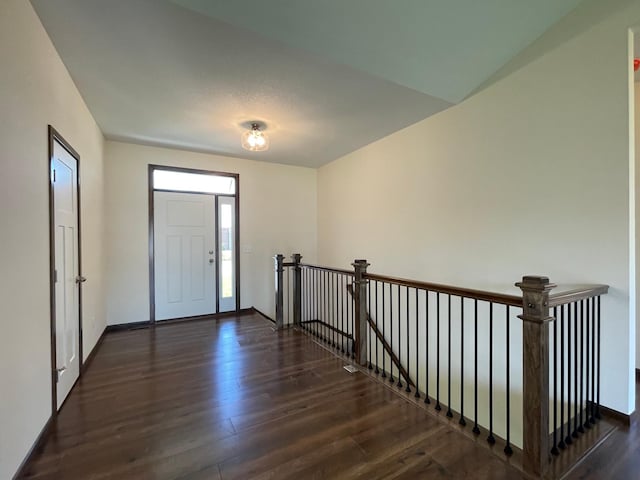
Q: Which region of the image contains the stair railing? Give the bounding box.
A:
[273,253,608,477]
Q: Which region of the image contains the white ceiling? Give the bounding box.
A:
[30,0,584,167]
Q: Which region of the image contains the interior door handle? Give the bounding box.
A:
[75,275,87,284]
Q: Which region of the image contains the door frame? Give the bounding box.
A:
[148,164,240,323]
[48,125,83,416]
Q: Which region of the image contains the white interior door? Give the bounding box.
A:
[154,191,216,320]
[52,140,80,409]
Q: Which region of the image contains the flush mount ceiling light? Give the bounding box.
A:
[241,122,269,152]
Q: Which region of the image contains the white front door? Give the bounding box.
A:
[154,191,216,320]
[52,139,81,409]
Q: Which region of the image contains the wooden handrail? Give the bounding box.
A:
[364,272,522,307]
[300,263,608,310]
[548,284,609,307]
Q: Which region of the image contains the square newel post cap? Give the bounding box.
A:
[352,259,370,269]
[515,276,556,293]
[291,253,302,264]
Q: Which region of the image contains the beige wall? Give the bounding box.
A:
[104,141,317,325]
[0,1,106,478]
[318,0,639,414]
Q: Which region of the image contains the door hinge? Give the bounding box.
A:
[52,169,56,183]
[54,269,58,283]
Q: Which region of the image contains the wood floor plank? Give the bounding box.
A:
[19,314,530,479]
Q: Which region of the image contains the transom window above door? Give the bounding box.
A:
[153,169,236,194]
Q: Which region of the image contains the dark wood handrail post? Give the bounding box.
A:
[292,253,302,326]
[274,254,285,329]
[516,275,556,477]
[352,259,370,365]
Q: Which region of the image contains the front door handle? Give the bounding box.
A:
[75,275,87,284]
[209,258,214,264]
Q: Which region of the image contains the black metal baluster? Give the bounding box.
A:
[504,305,513,455]
[328,272,332,346]
[301,268,305,330]
[351,276,355,358]
[326,271,331,344]
[313,270,317,336]
[317,270,324,340]
[559,305,566,449]
[311,269,315,336]
[405,286,411,392]
[551,307,559,455]
[584,298,591,429]
[308,268,311,327]
[415,288,420,398]
[565,302,573,446]
[473,299,479,435]
[488,302,495,445]
[311,270,320,337]
[596,296,601,419]
[590,297,596,424]
[316,269,320,337]
[320,270,324,339]
[573,301,579,438]
[336,273,340,349]
[579,299,585,434]
[332,273,337,350]
[341,274,345,353]
[368,279,372,369]
[390,283,395,383]
[424,290,430,404]
[446,294,453,417]
[435,292,441,411]
[375,281,379,374]
[318,270,322,339]
[286,267,290,325]
[329,272,333,345]
[382,283,386,378]
[303,268,308,329]
[328,271,332,345]
[460,297,466,426]
[397,284,404,389]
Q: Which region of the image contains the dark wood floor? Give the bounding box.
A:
[564,372,640,480]
[20,313,527,480]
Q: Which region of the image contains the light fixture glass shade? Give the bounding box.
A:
[241,123,269,152]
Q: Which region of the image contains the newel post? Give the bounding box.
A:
[274,254,285,329]
[516,275,556,477]
[352,259,370,365]
[292,254,302,326]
